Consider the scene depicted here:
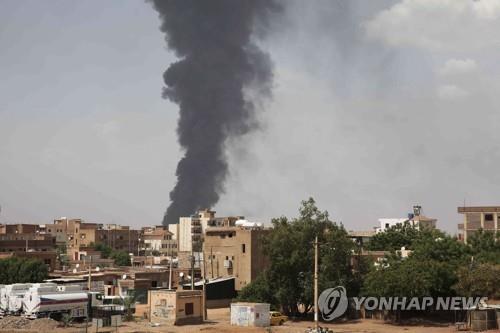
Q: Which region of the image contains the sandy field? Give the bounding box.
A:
[2,308,499,333]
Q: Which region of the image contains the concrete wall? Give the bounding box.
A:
[230,303,270,327]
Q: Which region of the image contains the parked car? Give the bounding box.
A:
[270,311,288,325]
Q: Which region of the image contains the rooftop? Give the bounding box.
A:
[458,206,500,213]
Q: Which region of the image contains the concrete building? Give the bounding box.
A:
[202,226,269,291]
[458,206,500,243]
[376,205,437,233]
[0,223,40,235]
[95,224,140,253]
[148,289,204,325]
[348,230,376,247]
[141,226,177,256]
[0,236,55,252]
[176,209,246,253]
[178,216,203,253]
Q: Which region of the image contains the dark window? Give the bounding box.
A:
[485,214,494,221]
[185,303,194,315]
[242,244,246,253]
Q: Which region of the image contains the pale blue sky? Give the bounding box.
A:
[1,0,500,233]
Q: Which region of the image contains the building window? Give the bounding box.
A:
[485,214,494,221]
[185,303,194,315]
[242,244,246,253]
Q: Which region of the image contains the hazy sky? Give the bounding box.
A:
[1,0,500,233]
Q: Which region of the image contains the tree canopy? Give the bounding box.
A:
[0,257,48,284]
[90,243,131,266]
[238,198,359,315]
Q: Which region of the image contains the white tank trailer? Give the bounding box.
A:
[22,284,88,319]
[0,285,5,316]
[5,284,32,315]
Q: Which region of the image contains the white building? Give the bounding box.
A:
[375,206,437,233]
[177,209,215,253]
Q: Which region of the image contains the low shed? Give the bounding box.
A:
[149,289,203,325]
[231,302,270,327]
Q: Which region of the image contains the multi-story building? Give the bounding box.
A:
[42,217,83,248]
[141,226,177,256]
[78,222,100,247]
[176,209,245,253]
[0,237,55,252]
[458,206,500,243]
[178,215,204,253]
[95,224,140,253]
[0,223,40,235]
[202,224,269,291]
[376,205,437,233]
[0,223,56,252]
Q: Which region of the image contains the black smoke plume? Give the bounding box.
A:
[149,0,279,225]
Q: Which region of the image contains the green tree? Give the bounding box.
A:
[0,257,48,284]
[366,222,421,251]
[237,274,274,304]
[453,263,500,298]
[111,250,131,266]
[238,198,356,316]
[363,230,471,302]
[92,243,112,259]
[468,229,500,264]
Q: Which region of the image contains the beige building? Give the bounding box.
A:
[203,226,269,291]
[141,226,177,256]
[43,217,83,250]
[458,206,500,243]
[178,215,204,253]
[177,209,245,253]
[148,289,204,325]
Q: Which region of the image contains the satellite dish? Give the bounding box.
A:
[72,268,77,273]
[122,274,127,280]
[96,267,100,272]
[76,264,80,268]
[179,272,184,277]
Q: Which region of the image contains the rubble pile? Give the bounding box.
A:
[0,317,58,330]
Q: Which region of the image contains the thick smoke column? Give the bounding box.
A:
[150,0,279,225]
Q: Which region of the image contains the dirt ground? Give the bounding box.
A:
[24,308,498,333]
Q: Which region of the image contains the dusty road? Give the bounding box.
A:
[76,308,465,333]
[2,308,494,333]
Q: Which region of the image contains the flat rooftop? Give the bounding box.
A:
[458,206,500,213]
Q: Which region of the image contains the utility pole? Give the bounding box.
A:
[88,255,92,291]
[314,235,319,331]
[210,247,214,279]
[168,243,173,290]
[202,250,207,320]
[190,247,195,290]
